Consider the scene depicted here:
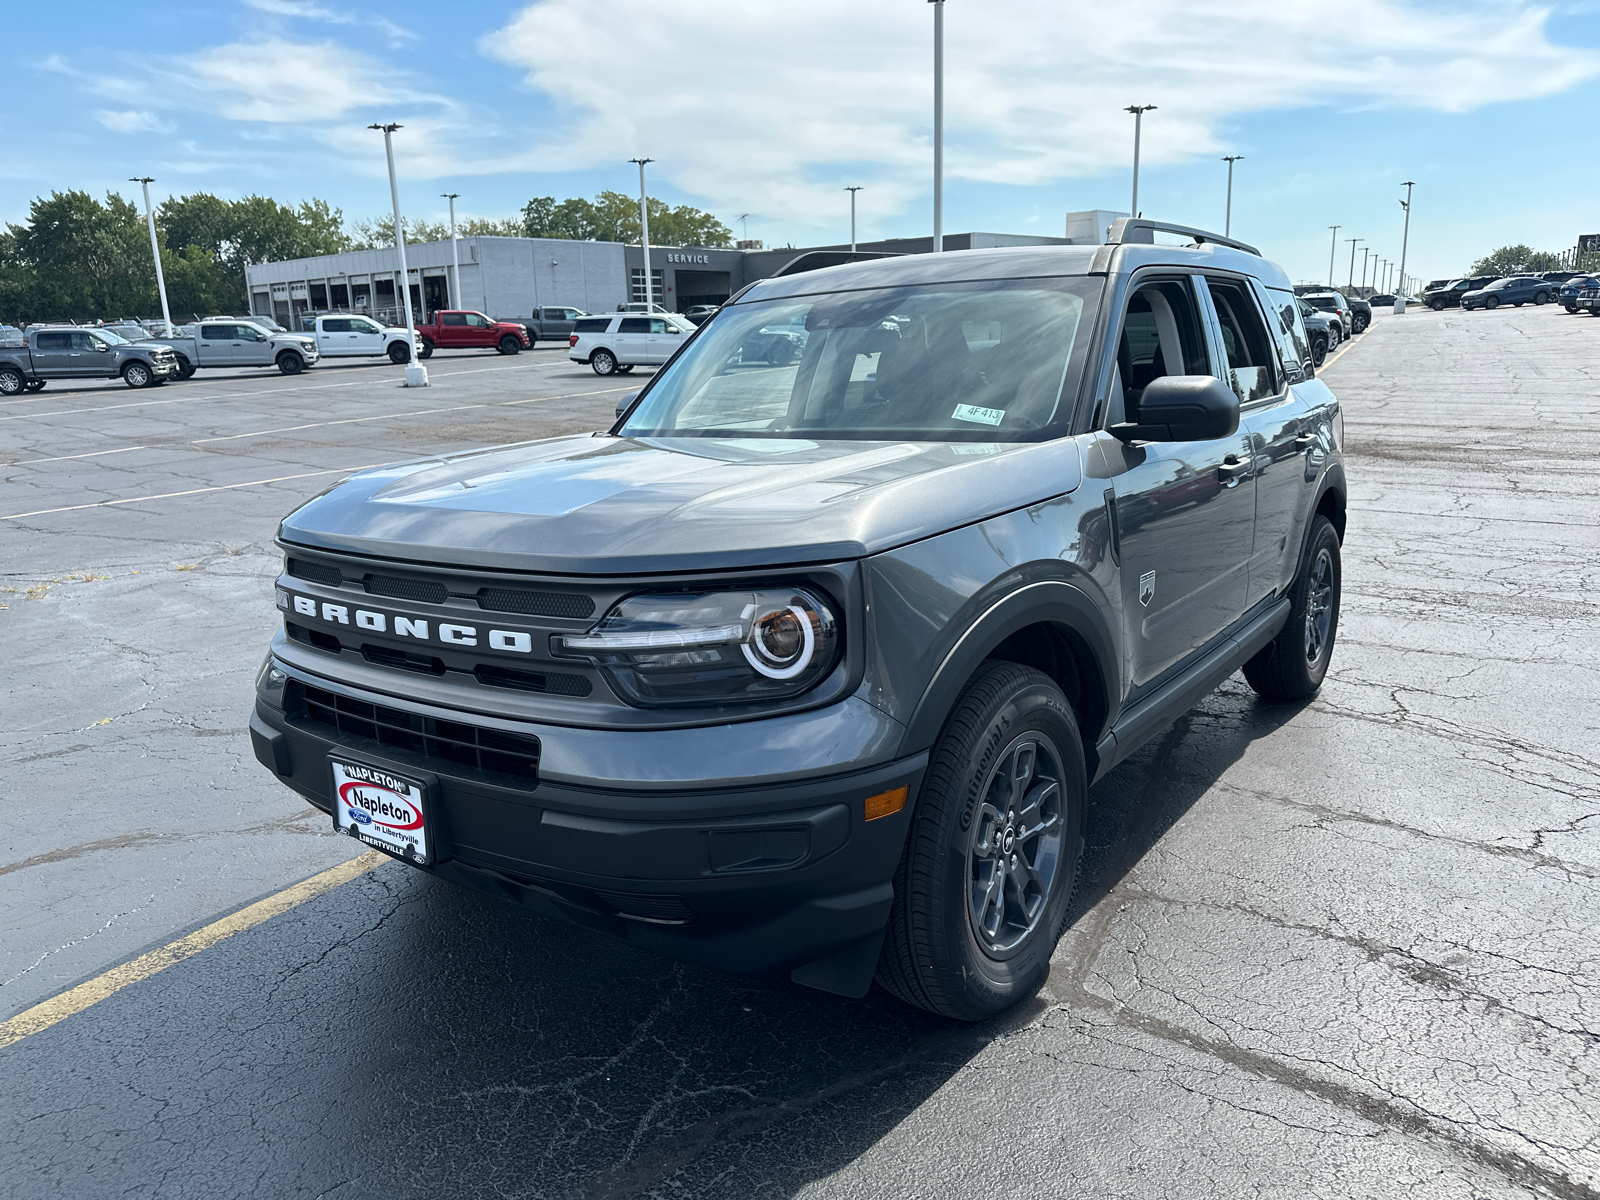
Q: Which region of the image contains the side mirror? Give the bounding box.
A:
[615,391,639,419]
[1112,375,1240,443]
[94,342,109,352]
[668,326,681,334]
[256,332,268,341]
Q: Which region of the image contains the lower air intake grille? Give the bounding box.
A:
[291,681,540,782]
[478,588,595,618]
[594,891,694,925]
[364,574,449,604]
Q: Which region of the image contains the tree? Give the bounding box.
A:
[1468,244,1562,277]
[4,190,155,321]
[521,192,731,247]
[349,215,449,248]
[158,193,352,310]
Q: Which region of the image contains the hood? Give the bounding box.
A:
[279,434,1082,574]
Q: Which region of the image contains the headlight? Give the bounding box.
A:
[553,587,839,707]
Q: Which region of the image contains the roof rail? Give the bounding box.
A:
[1106,218,1260,257]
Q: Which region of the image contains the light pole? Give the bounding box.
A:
[629,158,655,309]
[1360,247,1371,290]
[930,0,944,251]
[370,123,426,386]
[1327,226,1340,287]
[1222,155,1243,237]
[441,192,461,315]
[846,186,863,252]
[1126,105,1157,218]
[129,177,172,333]
[1346,238,1362,290]
[1395,181,1415,313]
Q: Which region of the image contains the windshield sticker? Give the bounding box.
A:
[952,443,1002,455]
[952,404,1005,426]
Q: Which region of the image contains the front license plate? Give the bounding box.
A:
[330,758,431,865]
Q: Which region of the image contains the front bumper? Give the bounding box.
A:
[250,658,923,984]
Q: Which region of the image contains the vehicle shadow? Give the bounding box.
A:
[0,684,1308,1200]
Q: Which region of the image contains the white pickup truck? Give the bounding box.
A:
[146,319,319,377]
[309,314,422,364]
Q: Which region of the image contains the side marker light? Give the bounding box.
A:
[864,786,909,822]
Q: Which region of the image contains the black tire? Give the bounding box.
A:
[0,366,25,396]
[1243,515,1342,702]
[1512,301,1525,308]
[276,352,304,376]
[617,364,635,374]
[419,341,434,359]
[1566,305,1578,314]
[1485,295,1499,310]
[1534,292,1550,305]
[1311,336,1328,367]
[1429,300,1444,311]
[876,662,1086,1021]
[590,348,617,376]
[175,356,196,380]
[498,335,521,355]
[388,341,410,364]
[24,379,45,392]
[122,361,153,388]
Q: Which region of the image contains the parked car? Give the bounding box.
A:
[251,216,1347,1020]
[209,314,290,335]
[415,310,530,358]
[1368,293,1395,306]
[146,319,319,377]
[1422,278,1453,294]
[1540,271,1582,285]
[309,314,422,364]
[617,302,676,314]
[1298,300,1335,365]
[0,323,23,348]
[1460,276,1554,310]
[568,313,697,375]
[1298,292,1352,339]
[683,304,721,326]
[496,306,589,346]
[1345,295,1372,334]
[1575,282,1600,314]
[1424,277,1493,310]
[1558,275,1600,313]
[0,325,180,392]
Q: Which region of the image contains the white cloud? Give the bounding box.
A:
[484,0,1600,230]
[243,0,416,47]
[176,39,416,122]
[96,109,173,134]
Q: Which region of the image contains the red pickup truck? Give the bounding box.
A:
[415,311,531,358]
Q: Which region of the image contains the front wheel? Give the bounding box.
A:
[419,341,434,359]
[1534,292,1550,305]
[1243,515,1342,702]
[1566,305,1578,314]
[122,361,153,388]
[1429,300,1444,311]
[590,348,617,376]
[1311,336,1328,367]
[876,662,1085,1021]
[175,356,196,380]
[616,364,635,374]
[498,335,521,355]
[388,342,410,364]
[1485,295,1500,310]
[24,379,45,392]
[276,352,304,376]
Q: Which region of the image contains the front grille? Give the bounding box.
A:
[478,588,595,619]
[365,573,449,604]
[473,663,592,696]
[291,681,540,782]
[287,557,342,588]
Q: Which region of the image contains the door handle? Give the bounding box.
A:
[1217,456,1251,485]
[1294,433,1316,450]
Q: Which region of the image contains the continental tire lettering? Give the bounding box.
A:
[395,617,428,639]
[439,624,477,647]
[488,630,532,653]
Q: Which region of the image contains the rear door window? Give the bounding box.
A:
[322,317,350,333]
[618,318,651,334]
[35,331,69,351]
[441,313,467,327]
[1205,278,1281,404]
[200,324,232,340]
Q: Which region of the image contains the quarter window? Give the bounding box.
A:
[1260,285,1311,384]
[1205,278,1281,404]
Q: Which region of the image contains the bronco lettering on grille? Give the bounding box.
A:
[277,589,537,655]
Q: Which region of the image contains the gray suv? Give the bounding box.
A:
[250,219,1347,1020]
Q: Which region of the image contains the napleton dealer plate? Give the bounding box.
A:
[330,758,431,864]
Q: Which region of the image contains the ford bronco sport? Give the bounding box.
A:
[250,218,1347,1020]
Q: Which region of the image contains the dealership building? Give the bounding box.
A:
[242,211,1126,329]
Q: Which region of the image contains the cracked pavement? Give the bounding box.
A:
[1,310,1597,1198]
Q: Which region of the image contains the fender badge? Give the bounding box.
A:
[1139,571,1156,606]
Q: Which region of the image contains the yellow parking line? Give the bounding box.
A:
[1,464,383,522]
[0,851,385,1051]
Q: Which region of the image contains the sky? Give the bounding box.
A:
[12,0,1600,288]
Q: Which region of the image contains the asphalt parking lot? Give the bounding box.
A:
[3,311,1598,1198]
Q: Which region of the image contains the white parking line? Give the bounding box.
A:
[1,465,383,522]
[0,358,586,422]
[1,384,633,467]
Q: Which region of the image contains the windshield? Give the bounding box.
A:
[619,278,1100,442]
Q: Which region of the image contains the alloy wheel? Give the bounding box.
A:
[1304,547,1335,665]
[966,732,1066,958]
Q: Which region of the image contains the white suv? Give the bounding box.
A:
[569,313,695,376]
